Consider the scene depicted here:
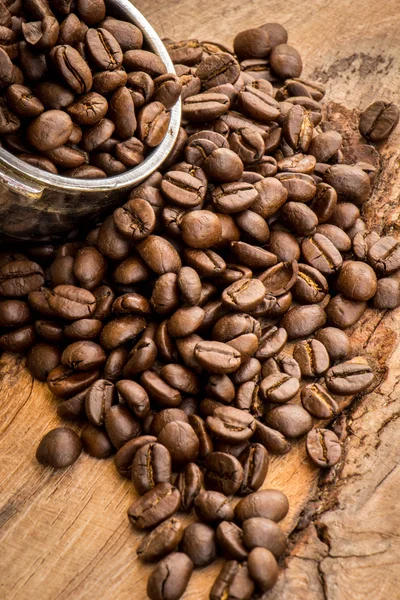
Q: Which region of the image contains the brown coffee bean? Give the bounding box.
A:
[147,552,193,600]
[177,461,203,512]
[100,17,143,52]
[325,294,367,329]
[128,482,180,529]
[325,357,374,395]
[166,39,203,65]
[194,490,234,523]
[282,201,318,236]
[359,101,399,142]
[254,421,291,455]
[301,383,339,418]
[36,427,82,469]
[81,425,113,459]
[51,44,93,94]
[315,327,351,363]
[194,340,241,374]
[259,260,298,296]
[61,341,106,371]
[265,404,313,438]
[260,373,299,404]
[293,339,330,377]
[242,517,286,557]
[114,435,157,478]
[337,260,377,301]
[210,560,255,600]
[238,443,269,495]
[0,259,45,297]
[26,342,61,381]
[204,451,244,495]
[324,164,370,206]
[189,414,214,459]
[85,27,122,71]
[104,404,141,449]
[132,442,171,495]
[158,421,199,465]
[306,428,342,467]
[207,406,255,443]
[248,547,279,592]
[235,488,289,523]
[281,304,326,339]
[294,263,328,304]
[67,92,108,125]
[137,517,183,562]
[85,379,116,426]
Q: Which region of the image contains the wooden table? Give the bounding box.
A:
[1,1,400,598]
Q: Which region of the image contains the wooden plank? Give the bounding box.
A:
[1,1,400,598]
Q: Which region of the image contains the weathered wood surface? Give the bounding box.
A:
[1,0,400,598]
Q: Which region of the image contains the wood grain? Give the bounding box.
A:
[1,1,400,599]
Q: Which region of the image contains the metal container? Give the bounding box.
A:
[0,0,181,242]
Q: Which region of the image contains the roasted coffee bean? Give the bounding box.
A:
[183,92,230,122]
[235,488,289,523]
[325,294,367,329]
[269,43,302,78]
[353,230,380,261]
[216,521,247,560]
[207,405,255,444]
[309,183,337,223]
[100,315,146,351]
[81,425,113,459]
[177,462,203,512]
[35,319,64,344]
[301,383,339,418]
[282,201,318,236]
[337,260,377,301]
[181,522,217,567]
[316,224,352,252]
[324,164,370,205]
[85,379,116,426]
[248,547,279,592]
[281,304,326,339]
[234,28,270,60]
[302,233,343,276]
[276,172,316,202]
[235,381,263,417]
[150,408,188,437]
[293,339,330,377]
[194,340,241,374]
[283,105,313,152]
[116,380,150,419]
[137,517,183,562]
[61,341,106,371]
[242,517,286,557]
[306,427,342,467]
[189,414,214,459]
[105,403,141,449]
[294,263,328,304]
[204,451,244,495]
[147,552,193,600]
[238,443,269,494]
[128,482,180,529]
[265,403,314,438]
[0,298,31,327]
[47,365,100,399]
[140,370,181,407]
[112,293,151,316]
[114,435,157,478]
[255,327,287,360]
[359,101,399,142]
[267,231,299,263]
[158,421,199,465]
[210,560,254,600]
[254,421,291,455]
[315,327,351,362]
[132,442,171,495]
[36,427,82,469]
[26,343,61,381]
[51,44,93,94]
[367,236,400,275]
[325,357,374,395]
[373,277,400,309]
[194,490,234,523]
[238,86,280,122]
[260,373,299,404]
[85,27,122,72]
[0,259,45,297]
[113,197,155,241]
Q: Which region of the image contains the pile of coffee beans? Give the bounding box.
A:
[0,0,180,178]
[0,16,399,600]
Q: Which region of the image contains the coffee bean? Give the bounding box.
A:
[337,260,377,301]
[294,263,328,304]
[301,383,339,418]
[265,404,313,438]
[137,517,183,562]
[26,343,61,381]
[248,547,279,592]
[207,405,255,444]
[367,236,400,275]
[316,224,352,253]
[194,340,241,374]
[281,304,326,339]
[242,517,286,557]
[235,488,289,524]
[147,552,193,600]
[81,425,113,459]
[47,365,100,399]
[216,521,247,560]
[132,442,171,495]
[189,414,214,459]
[324,164,370,205]
[0,259,45,297]
[301,233,342,275]
[183,92,230,122]
[238,443,269,494]
[128,482,180,529]
[210,560,255,600]
[373,277,400,309]
[325,294,367,329]
[150,409,188,437]
[114,435,157,478]
[194,489,234,524]
[166,39,203,65]
[177,461,203,511]
[293,339,330,377]
[260,373,299,403]
[255,327,288,360]
[158,421,199,465]
[315,327,350,362]
[85,379,116,426]
[100,315,146,351]
[0,299,31,327]
[140,370,181,407]
[181,522,217,567]
[325,357,374,395]
[359,101,399,142]
[36,427,82,468]
[306,427,342,467]
[204,451,244,495]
